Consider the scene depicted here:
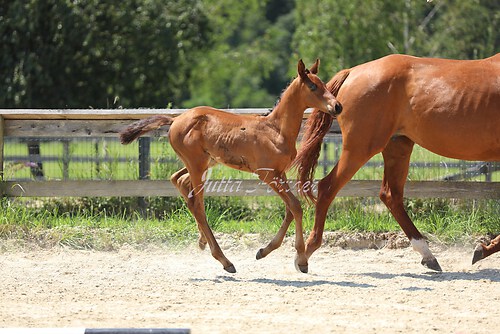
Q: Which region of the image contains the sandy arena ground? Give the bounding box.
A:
[0,233,498,333]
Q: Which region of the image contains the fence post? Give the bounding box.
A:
[322,142,328,177]
[138,137,151,212]
[0,116,4,181]
[27,140,44,180]
[485,162,492,182]
[62,140,70,180]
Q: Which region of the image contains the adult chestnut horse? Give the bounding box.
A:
[120,59,342,273]
[294,53,500,271]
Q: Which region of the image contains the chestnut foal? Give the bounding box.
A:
[120,59,342,273]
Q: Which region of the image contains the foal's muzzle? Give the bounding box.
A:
[327,102,343,117]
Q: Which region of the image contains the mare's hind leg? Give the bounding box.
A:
[473,235,500,264]
[380,136,441,271]
[255,171,308,273]
[171,167,207,250]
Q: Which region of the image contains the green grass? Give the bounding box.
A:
[2,138,499,250]
[1,196,498,251]
[4,138,499,181]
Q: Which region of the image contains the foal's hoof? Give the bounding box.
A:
[256,248,265,260]
[224,264,237,274]
[198,241,207,250]
[295,263,308,274]
[472,245,484,265]
[421,258,442,272]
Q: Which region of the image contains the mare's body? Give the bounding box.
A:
[294,54,500,270]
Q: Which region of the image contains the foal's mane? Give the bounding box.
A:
[263,77,296,117]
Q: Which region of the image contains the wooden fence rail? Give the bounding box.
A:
[1,109,499,199]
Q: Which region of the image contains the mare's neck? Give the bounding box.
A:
[265,79,307,141]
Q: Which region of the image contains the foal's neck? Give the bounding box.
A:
[265,79,307,141]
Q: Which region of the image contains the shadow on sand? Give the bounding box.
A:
[361,268,500,283]
[189,268,499,290]
[190,276,375,289]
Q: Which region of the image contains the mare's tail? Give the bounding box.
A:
[119,115,174,144]
[292,69,350,203]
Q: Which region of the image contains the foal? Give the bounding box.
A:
[120,59,342,273]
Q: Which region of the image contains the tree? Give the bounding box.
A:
[293,0,432,73]
[184,0,296,108]
[422,0,499,59]
[0,0,210,108]
[292,0,498,74]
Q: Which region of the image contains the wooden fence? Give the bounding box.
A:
[1,109,499,199]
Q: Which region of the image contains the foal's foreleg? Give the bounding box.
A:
[380,137,441,271]
[256,208,294,260]
[255,172,308,273]
[473,234,500,265]
[171,168,207,250]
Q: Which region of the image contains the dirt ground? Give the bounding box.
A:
[1,233,498,333]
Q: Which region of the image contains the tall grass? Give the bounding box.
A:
[1,195,498,251]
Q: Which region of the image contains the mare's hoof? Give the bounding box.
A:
[198,241,207,250]
[472,245,484,265]
[421,258,442,272]
[224,264,237,274]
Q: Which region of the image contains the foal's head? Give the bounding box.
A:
[298,59,343,116]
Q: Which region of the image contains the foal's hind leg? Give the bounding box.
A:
[380,136,441,271]
[183,168,236,273]
[171,167,207,250]
[255,171,308,273]
[473,234,500,264]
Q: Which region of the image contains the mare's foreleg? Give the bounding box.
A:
[306,151,370,260]
[473,235,500,264]
[256,172,308,273]
[380,136,441,271]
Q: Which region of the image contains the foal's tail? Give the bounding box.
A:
[292,68,350,203]
[119,115,174,144]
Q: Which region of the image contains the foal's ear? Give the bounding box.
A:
[310,59,320,74]
[298,59,307,79]
[298,59,318,91]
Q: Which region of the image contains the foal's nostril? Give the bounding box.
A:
[335,103,343,114]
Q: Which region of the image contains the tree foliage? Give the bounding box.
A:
[1,0,498,109]
[0,0,210,108]
[184,0,295,108]
[294,0,499,74]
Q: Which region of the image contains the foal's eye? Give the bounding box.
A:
[308,83,317,91]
